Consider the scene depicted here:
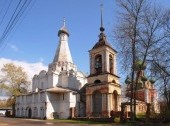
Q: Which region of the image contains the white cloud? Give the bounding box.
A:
[8,43,19,52]
[0,58,48,82]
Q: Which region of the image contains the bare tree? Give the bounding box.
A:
[115,0,146,120]
[150,50,170,110]
[115,0,170,120]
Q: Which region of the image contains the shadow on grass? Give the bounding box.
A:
[48,119,133,126]
[49,119,111,124]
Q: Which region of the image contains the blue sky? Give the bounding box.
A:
[0,0,170,82]
[0,0,118,74]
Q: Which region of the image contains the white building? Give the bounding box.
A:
[15,21,87,119]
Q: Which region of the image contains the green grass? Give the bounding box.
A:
[50,118,170,126]
[49,119,109,124]
[48,119,133,125]
[114,117,120,123]
[136,113,146,118]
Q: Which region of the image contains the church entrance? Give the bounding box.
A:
[28,108,32,118]
[92,91,102,116]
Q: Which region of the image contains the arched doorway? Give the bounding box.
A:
[113,90,118,111]
[92,90,102,116]
[28,108,32,118]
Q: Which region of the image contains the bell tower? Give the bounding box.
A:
[89,28,117,76]
[86,4,121,117]
[89,5,117,76]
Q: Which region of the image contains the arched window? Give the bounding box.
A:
[95,54,102,74]
[61,35,66,41]
[94,80,101,84]
[28,108,32,118]
[109,55,113,74]
[112,80,116,83]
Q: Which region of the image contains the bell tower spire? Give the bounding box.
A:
[89,4,117,75]
[100,3,105,32]
[63,17,66,27]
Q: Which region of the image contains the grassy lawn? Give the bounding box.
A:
[49,118,159,126]
[49,119,110,124]
[48,119,131,126]
[48,118,170,126]
[136,113,146,118]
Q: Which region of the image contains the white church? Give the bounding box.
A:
[15,21,87,119]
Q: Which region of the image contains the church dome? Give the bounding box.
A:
[58,26,69,37]
[92,32,112,49]
[58,19,69,37]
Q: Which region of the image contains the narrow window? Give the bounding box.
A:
[95,54,102,74]
[109,55,113,74]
